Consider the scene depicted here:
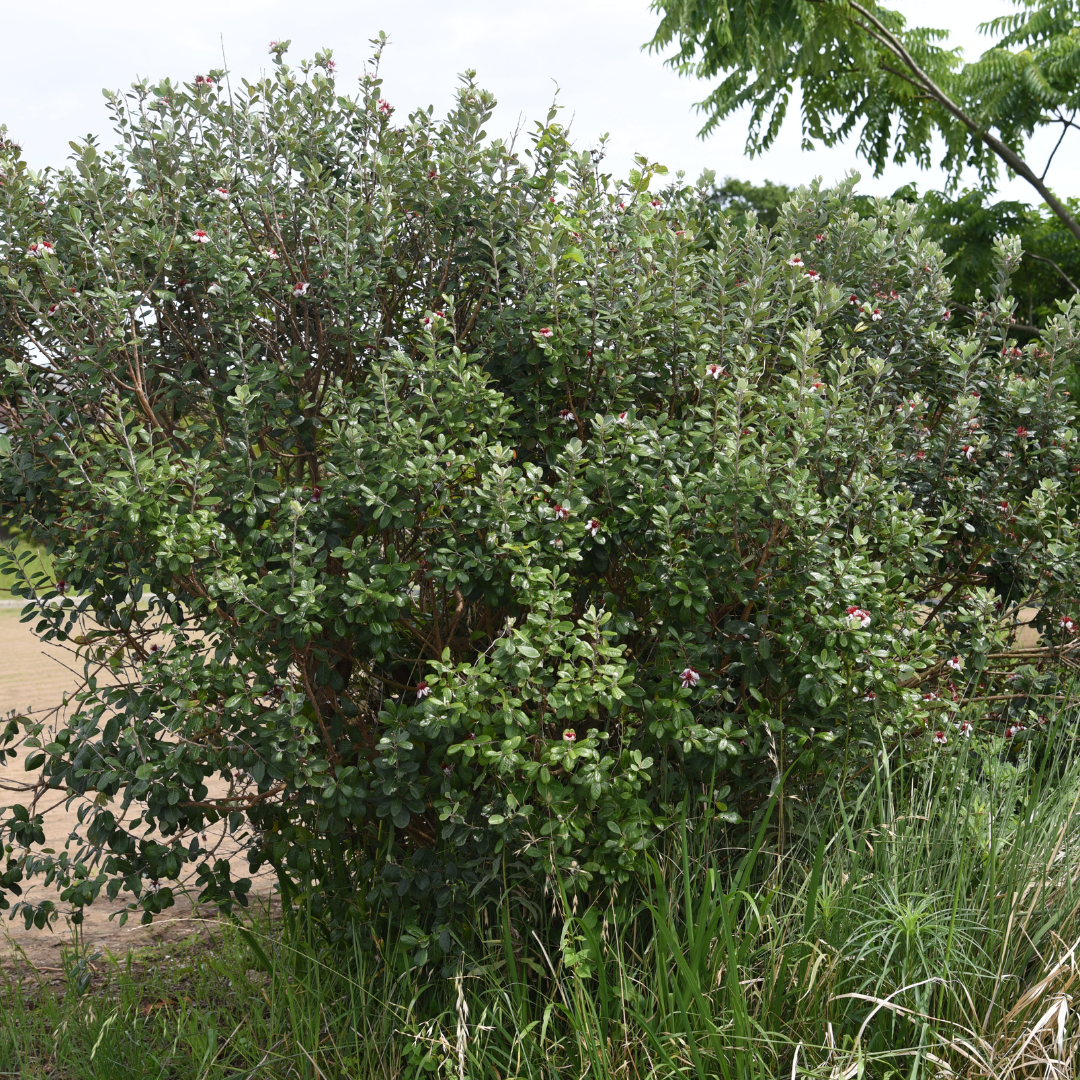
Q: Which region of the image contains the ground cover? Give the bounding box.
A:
[3,717,1080,1079]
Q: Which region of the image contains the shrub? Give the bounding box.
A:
[1,43,1079,940]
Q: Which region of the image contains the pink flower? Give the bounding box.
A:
[932,730,947,746]
[961,444,976,461]
[915,450,926,461]
[191,229,210,244]
[213,187,229,200]
[292,281,309,298]
[845,606,871,629]
[264,248,279,260]
[586,518,601,537]
[269,40,280,50]
[195,75,214,87]
[957,720,973,738]
[946,656,962,671]
[814,233,825,242]
[1060,617,1076,633]
[871,308,883,322]
[705,363,725,379]
[376,99,393,117]
[616,411,628,424]
[805,268,820,280]
[942,309,952,321]
[325,59,337,72]
[1016,426,1033,439]
[1005,724,1022,740]
[786,254,804,268]
[27,240,54,257]
[680,666,701,689]
[998,500,1010,513]
[558,408,576,423]
[416,681,431,700]
[552,504,569,522]
[537,327,554,339]
[649,198,662,209]
[563,729,577,742]
[923,691,939,702]
[47,303,59,316]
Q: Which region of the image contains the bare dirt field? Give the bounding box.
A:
[0,606,273,972]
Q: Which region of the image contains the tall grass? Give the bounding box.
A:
[4,720,1080,1078]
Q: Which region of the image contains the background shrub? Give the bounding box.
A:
[1,44,1079,942]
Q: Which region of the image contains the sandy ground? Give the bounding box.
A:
[0,606,273,970]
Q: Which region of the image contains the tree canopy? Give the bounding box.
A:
[648,0,1080,241]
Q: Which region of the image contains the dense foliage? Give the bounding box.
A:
[1,45,1080,942]
[702,177,1080,335]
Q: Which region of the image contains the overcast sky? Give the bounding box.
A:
[2,0,1075,205]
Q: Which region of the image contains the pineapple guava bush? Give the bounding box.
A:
[1,41,1079,938]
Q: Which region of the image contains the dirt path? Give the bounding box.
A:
[0,607,273,970]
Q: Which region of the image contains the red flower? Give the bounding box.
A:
[416,681,431,700]
[563,729,577,742]
[376,99,393,117]
[942,309,952,321]
[1060,617,1076,633]
[932,730,947,746]
[961,444,976,461]
[292,282,310,298]
[845,606,872,629]
[680,666,701,689]
[537,327,554,339]
[558,408,576,423]
[957,720,973,738]
[1016,426,1033,439]
[191,229,210,244]
[586,518,601,537]
[213,187,229,200]
[552,504,569,522]
[705,363,725,379]
[915,450,926,461]
[616,411,629,424]
[649,198,663,209]
[848,294,859,305]
[946,656,961,671]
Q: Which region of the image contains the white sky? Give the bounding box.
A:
[2,0,1076,204]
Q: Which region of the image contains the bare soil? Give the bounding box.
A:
[0,607,273,971]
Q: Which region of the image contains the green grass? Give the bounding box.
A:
[4,720,1080,1078]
